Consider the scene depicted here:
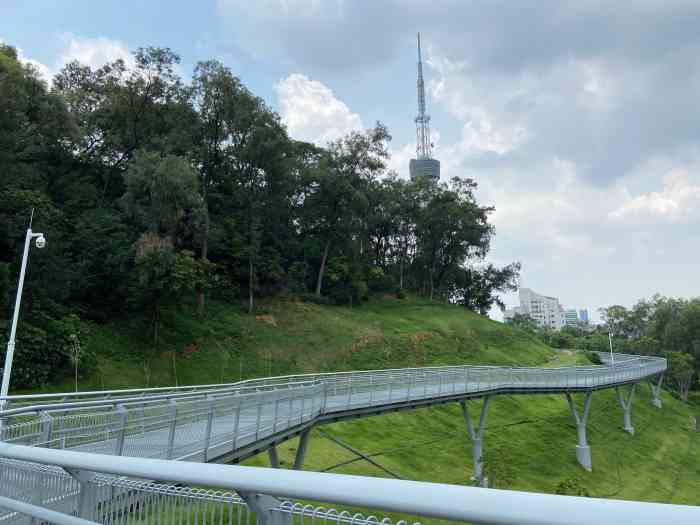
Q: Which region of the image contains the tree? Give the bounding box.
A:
[666,351,695,402]
[122,151,207,342]
[414,178,493,301]
[303,124,391,298]
[453,262,521,315]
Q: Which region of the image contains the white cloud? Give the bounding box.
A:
[274,73,362,145]
[59,36,134,69]
[609,169,700,223]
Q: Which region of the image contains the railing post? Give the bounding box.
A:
[167,399,177,459]
[273,397,281,433]
[65,469,98,521]
[113,404,128,456]
[255,400,263,441]
[232,401,241,452]
[203,395,215,461]
[38,411,53,446]
[238,491,291,525]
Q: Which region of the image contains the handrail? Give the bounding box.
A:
[0,353,666,417]
[0,442,696,525]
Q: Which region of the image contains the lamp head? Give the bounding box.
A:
[35,234,46,249]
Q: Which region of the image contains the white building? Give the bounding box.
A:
[504,288,565,330]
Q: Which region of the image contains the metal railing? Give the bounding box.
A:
[0,353,687,525]
[1,441,698,525]
[0,354,665,464]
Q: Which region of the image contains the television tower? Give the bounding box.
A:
[410,33,440,182]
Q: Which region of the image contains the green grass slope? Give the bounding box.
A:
[36,297,700,509]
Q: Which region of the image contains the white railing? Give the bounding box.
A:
[0,441,698,525]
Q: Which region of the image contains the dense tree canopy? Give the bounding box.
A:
[0,42,517,389]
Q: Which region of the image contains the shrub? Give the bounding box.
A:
[586,351,603,365]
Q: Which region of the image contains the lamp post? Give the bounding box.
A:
[0,225,46,426]
[608,331,615,368]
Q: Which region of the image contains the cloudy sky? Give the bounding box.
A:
[4,0,700,321]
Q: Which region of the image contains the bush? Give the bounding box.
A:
[555,478,590,497]
[396,290,406,299]
[586,351,603,365]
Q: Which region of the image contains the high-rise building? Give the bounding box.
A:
[579,309,589,324]
[504,288,564,330]
[410,34,440,183]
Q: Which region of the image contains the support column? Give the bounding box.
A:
[238,491,292,525]
[650,374,663,409]
[460,396,490,487]
[268,445,280,468]
[292,428,311,470]
[615,384,636,435]
[565,391,593,472]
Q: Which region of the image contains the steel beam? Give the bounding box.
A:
[268,445,280,468]
[293,428,311,470]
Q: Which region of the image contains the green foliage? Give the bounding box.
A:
[0,38,516,386]
[586,351,603,365]
[555,478,591,497]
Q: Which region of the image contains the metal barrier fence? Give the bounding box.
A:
[0,455,422,525]
[1,442,699,525]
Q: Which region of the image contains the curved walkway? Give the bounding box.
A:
[1,353,666,473]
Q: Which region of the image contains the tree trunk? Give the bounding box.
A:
[315,240,331,297]
[399,254,405,291]
[248,256,255,314]
[429,264,435,301]
[197,205,210,316]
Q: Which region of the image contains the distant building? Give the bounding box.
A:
[564,309,579,327]
[504,288,565,330]
[579,309,589,324]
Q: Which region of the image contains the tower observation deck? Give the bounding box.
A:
[410,33,440,183]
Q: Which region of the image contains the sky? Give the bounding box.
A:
[4,0,700,322]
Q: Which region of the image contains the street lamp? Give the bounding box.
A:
[0,224,46,420]
[608,331,615,368]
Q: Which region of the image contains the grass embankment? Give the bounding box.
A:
[38,297,700,511]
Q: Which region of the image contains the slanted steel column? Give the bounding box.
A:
[268,445,280,468]
[460,396,490,487]
[293,428,311,470]
[615,384,636,435]
[238,491,291,525]
[65,468,98,521]
[650,374,663,409]
[565,391,593,471]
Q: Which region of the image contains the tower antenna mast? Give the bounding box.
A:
[415,32,432,160]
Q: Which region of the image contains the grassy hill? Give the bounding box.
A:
[35,296,700,509]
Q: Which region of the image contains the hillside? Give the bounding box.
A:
[30,297,700,507]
